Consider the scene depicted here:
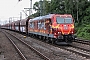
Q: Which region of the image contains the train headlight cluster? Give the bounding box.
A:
[72,32,73,34]
[70,28,74,34]
[58,32,60,34]
[54,33,57,35]
[58,32,61,34]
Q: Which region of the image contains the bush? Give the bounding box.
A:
[76,24,90,40]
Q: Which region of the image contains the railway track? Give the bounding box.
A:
[3,29,90,60]
[58,45,90,59]
[50,39,90,59]
[75,38,90,45]
[3,30,50,60]
[28,35,90,59]
[36,37,90,59]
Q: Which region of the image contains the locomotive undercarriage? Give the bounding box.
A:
[28,32,75,45]
[55,34,75,45]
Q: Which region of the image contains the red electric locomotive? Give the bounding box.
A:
[1,14,75,45]
[28,14,75,44]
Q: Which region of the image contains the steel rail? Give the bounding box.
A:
[5,30,50,60]
[3,31,27,60]
[75,38,90,45]
[70,44,90,52]
[50,42,90,59]
[58,46,90,59]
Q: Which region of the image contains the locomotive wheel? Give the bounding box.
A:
[45,37,50,43]
[39,36,43,40]
[51,39,56,44]
[42,36,46,41]
[46,39,50,43]
[50,38,53,44]
[31,34,34,37]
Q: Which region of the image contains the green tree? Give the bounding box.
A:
[78,0,90,25]
[32,0,90,25]
[33,1,40,16]
[50,0,65,14]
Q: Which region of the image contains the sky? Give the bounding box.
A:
[0,0,39,25]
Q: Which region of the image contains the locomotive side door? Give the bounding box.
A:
[45,19,52,34]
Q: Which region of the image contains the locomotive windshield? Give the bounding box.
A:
[56,16,72,24]
[65,18,72,23]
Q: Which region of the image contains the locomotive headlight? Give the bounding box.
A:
[58,32,61,34]
[72,32,73,34]
[54,33,57,35]
[54,36,57,38]
[58,32,60,34]
[70,28,74,34]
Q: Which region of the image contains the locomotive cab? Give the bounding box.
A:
[51,14,75,44]
[28,14,75,45]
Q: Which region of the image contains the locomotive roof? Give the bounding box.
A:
[31,14,55,21]
[30,14,72,22]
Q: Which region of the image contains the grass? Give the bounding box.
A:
[75,24,90,40]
